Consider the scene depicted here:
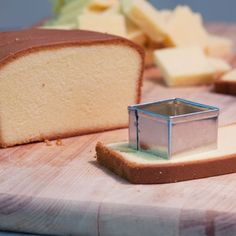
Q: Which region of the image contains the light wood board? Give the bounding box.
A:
[1,24,236,236]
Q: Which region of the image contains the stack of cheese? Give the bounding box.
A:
[44,0,234,87]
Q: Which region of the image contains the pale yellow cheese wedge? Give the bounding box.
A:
[165,6,209,48]
[221,69,236,81]
[154,47,215,87]
[121,0,167,42]
[78,14,127,37]
[206,34,234,60]
[208,57,231,77]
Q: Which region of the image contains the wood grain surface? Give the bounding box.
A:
[1,24,236,236]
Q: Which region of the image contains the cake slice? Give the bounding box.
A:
[96,125,236,184]
[0,29,144,147]
[214,69,236,96]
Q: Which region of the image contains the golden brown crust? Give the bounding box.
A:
[214,80,236,96]
[0,29,144,147]
[96,142,236,184]
[0,29,143,65]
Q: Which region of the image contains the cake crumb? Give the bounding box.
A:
[42,83,45,87]
[44,139,52,146]
[56,139,63,146]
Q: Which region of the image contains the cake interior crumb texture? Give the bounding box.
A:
[0,43,142,147]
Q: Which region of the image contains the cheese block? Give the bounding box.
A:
[78,14,127,37]
[206,34,234,60]
[165,6,209,48]
[96,125,236,184]
[0,29,144,147]
[214,69,236,96]
[154,47,215,87]
[121,0,167,43]
[207,57,231,78]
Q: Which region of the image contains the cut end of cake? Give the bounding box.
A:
[0,29,144,147]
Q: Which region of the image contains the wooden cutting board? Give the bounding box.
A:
[1,24,236,236]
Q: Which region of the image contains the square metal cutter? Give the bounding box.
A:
[128,98,219,159]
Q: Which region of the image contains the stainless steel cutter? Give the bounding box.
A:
[128,98,219,159]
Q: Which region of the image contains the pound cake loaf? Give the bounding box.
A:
[0,29,144,147]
